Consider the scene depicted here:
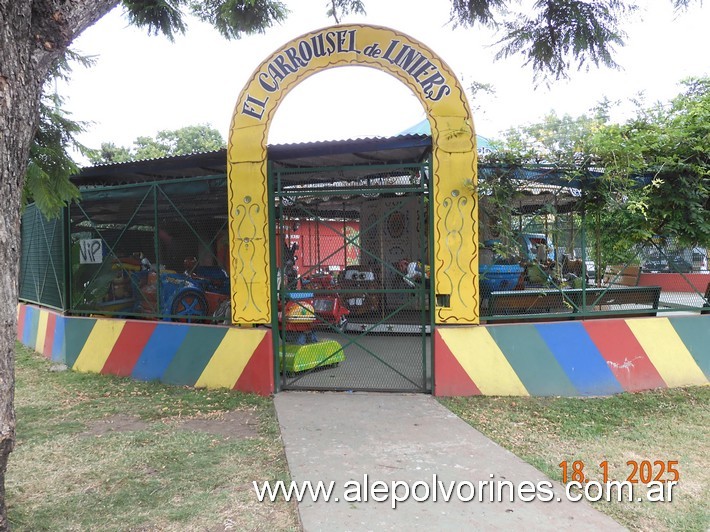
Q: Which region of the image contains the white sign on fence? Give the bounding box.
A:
[79,238,103,264]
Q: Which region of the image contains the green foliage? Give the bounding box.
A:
[160,123,226,154]
[23,93,85,219]
[325,0,366,24]
[114,1,703,83]
[89,142,133,164]
[588,77,710,248]
[121,0,288,42]
[449,0,508,28]
[122,0,189,41]
[494,0,634,82]
[87,124,227,164]
[488,78,710,259]
[190,0,289,39]
[23,50,99,219]
[494,111,604,165]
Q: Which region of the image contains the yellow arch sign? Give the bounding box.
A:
[228,24,479,325]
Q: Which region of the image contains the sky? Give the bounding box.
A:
[59,0,710,156]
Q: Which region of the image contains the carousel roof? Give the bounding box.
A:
[72,134,432,188]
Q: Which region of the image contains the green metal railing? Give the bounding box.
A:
[20,163,709,329]
[19,204,66,310]
[480,218,709,321]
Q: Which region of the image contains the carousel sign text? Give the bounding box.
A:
[241,29,452,121]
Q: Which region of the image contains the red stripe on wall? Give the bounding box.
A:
[583,320,666,392]
[43,312,57,359]
[234,331,274,396]
[17,305,27,341]
[433,331,482,397]
[639,272,709,293]
[102,321,158,377]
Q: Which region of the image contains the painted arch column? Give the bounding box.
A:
[227,24,479,325]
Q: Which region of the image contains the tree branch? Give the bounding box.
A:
[30,0,121,75]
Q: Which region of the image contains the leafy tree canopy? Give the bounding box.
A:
[24,94,84,218]
[24,51,96,218]
[121,0,289,41]
[488,77,710,252]
[86,124,226,164]
[588,77,710,248]
[490,107,608,166]
[121,1,703,82]
[450,0,701,82]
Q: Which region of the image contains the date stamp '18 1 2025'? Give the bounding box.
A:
[559,460,680,484]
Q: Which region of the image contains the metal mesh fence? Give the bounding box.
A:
[24,159,709,329]
[68,175,230,322]
[19,204,66,310]
[478,167,710,320]
[273,163,432,392]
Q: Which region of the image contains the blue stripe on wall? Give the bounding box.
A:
[131,323,189,382]
[51,316,66,362]
[161,326,229,386]
[23,306,39,348]
[535,322,624,396]
[488,324,579,396]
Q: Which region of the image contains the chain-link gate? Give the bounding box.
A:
[271,163,432,392]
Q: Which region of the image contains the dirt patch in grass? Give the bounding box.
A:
[8,343,299,532]
[82,413,153,436]
[173,410,260,439]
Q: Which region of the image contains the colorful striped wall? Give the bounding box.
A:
[18,304,709,397]
[434,316,709,396]
[16,303,274,395]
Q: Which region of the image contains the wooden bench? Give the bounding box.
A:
[602,264,642,287]
[487,285,661,320]
[570,286,661,313]
[488,290,572,317]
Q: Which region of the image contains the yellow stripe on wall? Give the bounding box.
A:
[439,327,529,396]
[73,319,126,373]
[626,318,707,387]
[36,310,49,355]
[195,328,267,389]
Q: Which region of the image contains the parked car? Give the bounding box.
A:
[642,253,693,273]
[691,247,708,271]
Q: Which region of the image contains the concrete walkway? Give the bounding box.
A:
[274,392,624,531]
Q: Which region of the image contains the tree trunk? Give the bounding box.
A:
[0,6,42,530]
[0,2,119,528]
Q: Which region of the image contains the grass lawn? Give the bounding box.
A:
[7,343,299,531]
[8,342,708,531]
[442,387,709,532]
